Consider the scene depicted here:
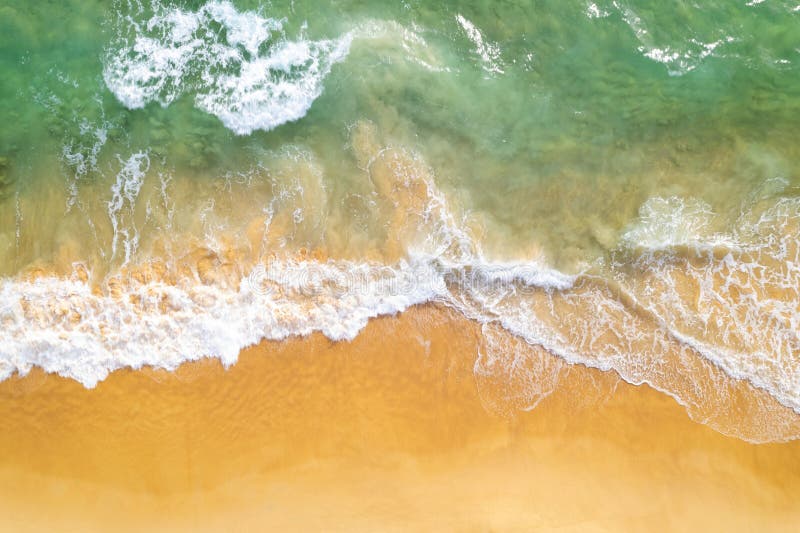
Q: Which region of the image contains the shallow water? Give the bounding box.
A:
[2,0,800,442]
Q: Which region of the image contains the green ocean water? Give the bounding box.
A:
[2,0,799,269]
[3,1,800,441]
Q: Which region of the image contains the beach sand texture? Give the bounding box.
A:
[2,305,799,532]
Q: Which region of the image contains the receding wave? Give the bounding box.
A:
[2,121,800,443]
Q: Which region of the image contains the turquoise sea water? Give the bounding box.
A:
[2,0,800,441]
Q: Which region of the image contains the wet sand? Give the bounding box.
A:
[1,304,799,531]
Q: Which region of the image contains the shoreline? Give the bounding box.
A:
[1,304,799,531]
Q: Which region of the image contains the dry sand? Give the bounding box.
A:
[1,304,799,531]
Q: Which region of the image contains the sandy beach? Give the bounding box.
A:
[1,304,798,532]
[4,2,800,531]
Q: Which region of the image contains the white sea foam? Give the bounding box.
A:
[609,1,734,75]
[4,202,799,443]
[636,36,734,75]
[103,0,351,134]
[617,196,800,421]
[4,134,800,442]
[0,258,435,387]
[107,152,150,263]
[0,143,574,390]
[619,196,727,249]
[455,14,505,75]
[585,3,610,19]
[14,193,21,254]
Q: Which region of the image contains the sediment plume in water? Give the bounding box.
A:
[2,121,800,444]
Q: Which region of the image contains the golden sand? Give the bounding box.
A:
[1,304,799,531]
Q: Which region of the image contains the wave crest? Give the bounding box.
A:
[103,0,351,134]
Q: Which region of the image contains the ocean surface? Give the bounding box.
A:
[1,0,800,442]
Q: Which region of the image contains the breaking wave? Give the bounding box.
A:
[2,122,800,443]
[103,0,351,134]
